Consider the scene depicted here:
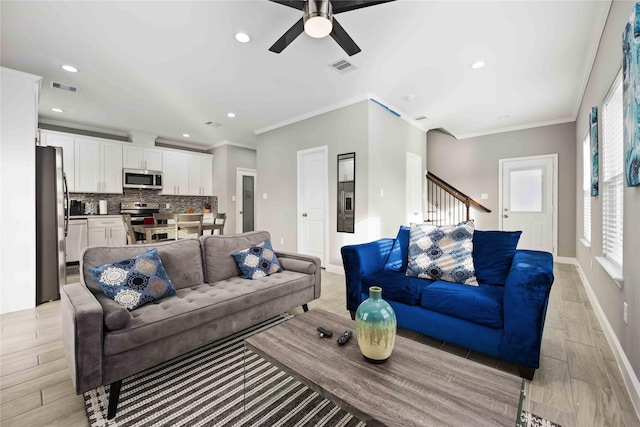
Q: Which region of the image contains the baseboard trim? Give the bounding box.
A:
[325,264,344,275]
[555,256,577,265]
[576,264,640,419]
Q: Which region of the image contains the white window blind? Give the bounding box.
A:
[582,132,591,243]
[602,71,623,267]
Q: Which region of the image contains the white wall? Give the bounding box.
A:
[574,0,640,404]
[1,68,41,314]
[256,100,426,270]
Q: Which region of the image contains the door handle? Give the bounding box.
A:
[302,213,308,217]
[503,214,509,218]
[239,211,243,214]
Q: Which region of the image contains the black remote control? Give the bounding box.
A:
[337,330,353,345]
[317,327,333,338]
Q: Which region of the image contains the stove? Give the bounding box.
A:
[120,202,160,225]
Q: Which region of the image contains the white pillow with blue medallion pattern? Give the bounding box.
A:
[232,239,282,280]
[406,221,478,286]
[90,248,176,310]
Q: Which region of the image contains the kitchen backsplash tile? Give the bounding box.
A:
[70,190,218,215]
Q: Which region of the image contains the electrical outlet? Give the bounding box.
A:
[280,237,284,245]
[165,203,171,209]
[624,302,629,324]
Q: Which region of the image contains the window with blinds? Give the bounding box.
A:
[602,70,623,267]
[582,132,591,243]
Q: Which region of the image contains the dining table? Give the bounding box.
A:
[132,222,224,243]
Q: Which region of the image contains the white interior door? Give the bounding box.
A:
[499,155,557,255]
[297,147,327,266]
[406,152,423,225]
[236,168,256,233]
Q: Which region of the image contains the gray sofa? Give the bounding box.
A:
[61,231,321,419]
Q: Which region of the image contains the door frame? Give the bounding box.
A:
[236,168,257,234]
[296,145,329,266]
[498,153,558,258]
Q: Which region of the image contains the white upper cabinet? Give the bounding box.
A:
[161,150,190,195]
[75,137,123,193]
[190,153,213,196]
[122,144,162,171]
[41,131,75,192]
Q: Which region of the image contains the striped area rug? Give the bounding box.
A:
[84,314,365,427]
[84,314,560,427]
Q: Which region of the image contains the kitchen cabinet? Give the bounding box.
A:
[66,219,88,263]
[41,131,75,192]
[161,150,189,195]
[88,217,126,247]
[122,144,162,171]
[75,138,123,193]
[186,153,213,196]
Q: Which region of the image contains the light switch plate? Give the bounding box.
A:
[263,193,268,199]
[232,196,236,202]
[481,193,489,200]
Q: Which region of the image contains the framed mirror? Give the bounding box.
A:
[337,153,355,233]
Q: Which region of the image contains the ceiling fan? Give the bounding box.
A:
[268,0,395,56]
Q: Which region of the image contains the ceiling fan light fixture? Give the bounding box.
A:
[304,0,333,38]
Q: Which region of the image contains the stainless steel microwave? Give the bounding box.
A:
[123,168,162,190]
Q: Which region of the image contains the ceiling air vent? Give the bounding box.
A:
[414,116,429,121]
[204,121,222,127]
[50,81,79,93]
[329,58,357,75]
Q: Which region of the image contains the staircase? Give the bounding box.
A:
[425,172,491,225]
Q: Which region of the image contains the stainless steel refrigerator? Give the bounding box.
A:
[36,145,68,304]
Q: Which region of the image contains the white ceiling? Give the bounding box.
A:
[1,1,611,149]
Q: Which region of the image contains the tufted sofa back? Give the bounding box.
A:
[81,239,205,292]
[200,230,272,283]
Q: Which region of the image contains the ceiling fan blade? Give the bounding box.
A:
[332,0,395,14]
[267,0,305,11]
[330,18,361,56]
[269,18,305,53]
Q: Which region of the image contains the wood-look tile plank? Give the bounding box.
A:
[564,318,595,346]
[621,409,640,427]
[529,400,577,427]
[1,392,85,427]
[567,341,610,388]
[528,355,574,413]
[562,300,588,323]
[544,306,564,330]
[1,358,68,389]
[0,390,41,420]
[0,341,63,367]
[0,332,62,356]
[45,409,89,427]
[0,330,37,345]
[592,329,617,362]
[572,378,624,427]
[42,379,76,405]
[604,359,636,413]
[38,348,66,365]
[541,326,567,361]
[0,355,38,377]
[0,368,71,403]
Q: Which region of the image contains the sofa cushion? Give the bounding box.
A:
[407,221,478,285]
[201,231,272,283]
[94,292,131,330]
[82,239,204,292]
[473,230,522,285]
[278,257,316,275]
[384,225,410,272]
[90,248,176,310]
[420,280,504,328]
[102,270,313,356]
[232,239,282,279]
[362,270,432,306]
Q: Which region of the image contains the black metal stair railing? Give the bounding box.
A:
[425,172,491,225]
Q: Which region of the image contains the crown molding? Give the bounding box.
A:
[452,117,575,140]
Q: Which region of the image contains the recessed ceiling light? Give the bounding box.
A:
[470,61,486,69]
[234,33,251,43]
[182,133,190,138]
[404,95,416,102]
[51,107,64,113]
[227,112,236,118]
[61,65,78,73]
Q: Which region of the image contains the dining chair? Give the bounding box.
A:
[152,213,175,241]
[214,213,226,235]
[174,213,203,240]
[122,214,139,245]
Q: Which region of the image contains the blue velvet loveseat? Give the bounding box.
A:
[341,226,554,380]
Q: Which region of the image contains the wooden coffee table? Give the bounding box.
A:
[244,309,524,427]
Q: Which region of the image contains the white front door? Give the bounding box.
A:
[236,168,256,233]
[297,147,327,266]
[499,154,557,255]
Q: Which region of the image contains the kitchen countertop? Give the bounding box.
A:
[70,215,123,219]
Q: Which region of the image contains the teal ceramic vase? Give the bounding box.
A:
[355,286,397,363]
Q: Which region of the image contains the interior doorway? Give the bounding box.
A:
[236,168,256,233]
[498,154,557,256]
[297,146,328,267]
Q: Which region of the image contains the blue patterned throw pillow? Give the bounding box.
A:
[406,221,478,286]
[232,239,282,280]
[90,248,176,310]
